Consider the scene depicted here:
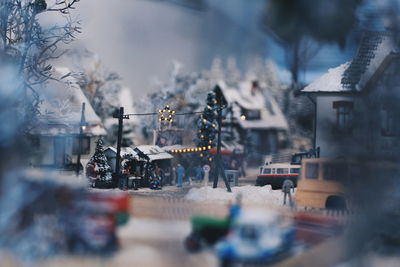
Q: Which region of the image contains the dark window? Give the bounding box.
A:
[263,168,271,174]
[241,108,261,120]
[333,101,353,132]
[381,109,398,136]
[239,225,258,240]
[305,163,319,179]
[54,137,66,167]
[323,163,348,182]
[290,168,300,174]
[277,168,289,174]
[72,136,91,155]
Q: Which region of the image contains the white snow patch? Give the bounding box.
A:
[118,218,191,241]
[302,62,351,93]
[185,185,284,207]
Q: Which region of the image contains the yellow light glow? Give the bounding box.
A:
[183,149,186,152]
[207,146,211,149]
[208,157,212,161]
[240,115,246,120]
[203,147,206,150]
[179,149,182,153]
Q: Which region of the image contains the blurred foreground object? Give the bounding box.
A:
[216,208,295,266]
[0,170,129,261]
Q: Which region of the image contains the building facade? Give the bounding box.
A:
[302,32,400,160]
[28,67,106,170]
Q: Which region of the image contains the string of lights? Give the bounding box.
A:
[124,106,225,117]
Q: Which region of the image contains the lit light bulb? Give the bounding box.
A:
[240,115,246,120]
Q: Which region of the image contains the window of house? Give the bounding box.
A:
[241,108,261,120]
[72,136,91,155]
[333,101,353,132]
[305,163,319,179]
[381,108,398,137]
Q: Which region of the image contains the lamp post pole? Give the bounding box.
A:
[212,95,232,192]
[76,102,86,176]
[113,107,129,188]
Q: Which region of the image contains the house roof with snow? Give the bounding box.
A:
[31,67,106,136]
[302,32,398,93]
[216,80,288,130]
[105,145,173,162]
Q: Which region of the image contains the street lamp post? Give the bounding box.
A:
[113,107,129,188]
[76,102,88,176]
[212,87,232,192]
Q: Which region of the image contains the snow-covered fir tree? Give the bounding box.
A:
[86,138,112,182]
[196,92,218,162]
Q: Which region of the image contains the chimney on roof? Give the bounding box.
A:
[251,80,259,96]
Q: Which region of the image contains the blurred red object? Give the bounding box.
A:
[88,192,130,213]
[294,212,344,245]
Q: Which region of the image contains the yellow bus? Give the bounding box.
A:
[296,158,400,210]
[295,158,348,210]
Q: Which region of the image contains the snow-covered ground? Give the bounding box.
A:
[118,218,191,241]
[185,185,288,208]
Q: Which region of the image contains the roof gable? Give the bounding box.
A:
[302,31,397,93]
[216,80,288,130]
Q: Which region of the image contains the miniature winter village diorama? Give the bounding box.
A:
[2,1,400,266]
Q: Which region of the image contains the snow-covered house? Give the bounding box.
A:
[28,67,106,170]
[215,80,288,159]
[301,32,400,159]
[104,145,173,172]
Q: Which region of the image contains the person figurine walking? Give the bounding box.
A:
[282,179,294,206]
[176,164,185,188]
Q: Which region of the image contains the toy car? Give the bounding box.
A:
[215,208,295,266]
[184,204,241,252]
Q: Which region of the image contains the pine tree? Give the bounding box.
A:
[197,91,218,162]
[86,138,112,182]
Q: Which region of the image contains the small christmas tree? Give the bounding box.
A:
[196,91,218,162]
[86,138,112,183]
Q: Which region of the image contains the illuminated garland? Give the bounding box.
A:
[158,105,176,123]
[170,145,212,153]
